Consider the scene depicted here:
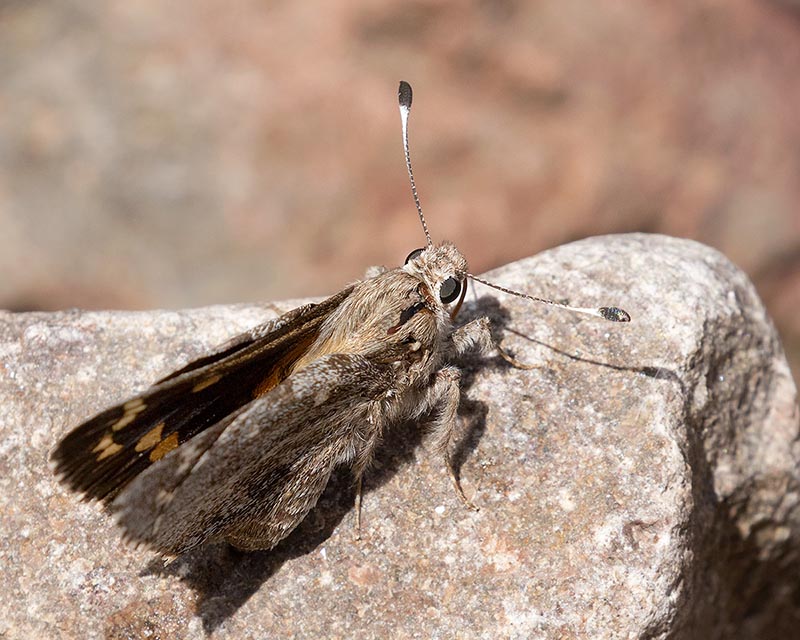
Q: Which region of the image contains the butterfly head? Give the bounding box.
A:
[403,242,468,320]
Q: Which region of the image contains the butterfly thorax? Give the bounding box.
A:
[291,242,467,382]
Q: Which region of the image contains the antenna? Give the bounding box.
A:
[396,81,630,324]
[398,81,433,247]
[469,274,631,322]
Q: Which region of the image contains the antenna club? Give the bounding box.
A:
[398,81,413,108]
[469,274,631,323]
[397,81,433,247]
[599,307,631,323]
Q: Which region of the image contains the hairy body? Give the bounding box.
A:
[53,242,494,554]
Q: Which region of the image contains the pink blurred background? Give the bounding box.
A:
[1,0,799,380]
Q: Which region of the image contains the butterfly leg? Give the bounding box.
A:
[349,408,387,540]
[425,366,479,511]
[429,316,525,511]
[448,316,495,359]
[354,475,363,540]
[450,315,538,369]
[446,452,479,512]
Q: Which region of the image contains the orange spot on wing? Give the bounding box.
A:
[252,331,320,398]
[135,422,165,452]
[149,432,179,462]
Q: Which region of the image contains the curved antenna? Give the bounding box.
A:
[396,81,629,324]
[398,81,433,247]
[469,273,631,322]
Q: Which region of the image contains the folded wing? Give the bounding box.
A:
[51,287,354,501]
[112,353,394,554]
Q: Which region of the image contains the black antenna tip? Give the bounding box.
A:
[399,81,413,109]
[599,307,631,323]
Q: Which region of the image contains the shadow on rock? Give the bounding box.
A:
[141,465,355,633]
[138,301,503,633]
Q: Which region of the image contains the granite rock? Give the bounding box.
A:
[1,234,798,639]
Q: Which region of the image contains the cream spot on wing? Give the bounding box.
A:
[192,374,221,392]
[149,432,179,462]
[112,398,147,431]
[92,433,115,454]
[135,422,165,452]
[152,514,163,536]
[96,441,123,460]
[155,489,175,507]
[124,398,145,411]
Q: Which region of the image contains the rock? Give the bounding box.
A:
[1,234,797,639]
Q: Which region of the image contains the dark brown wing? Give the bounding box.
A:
[112,353,395,554]
[51,286,354,502]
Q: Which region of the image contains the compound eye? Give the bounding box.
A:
[405,248,424,264]
[439,277,462,304]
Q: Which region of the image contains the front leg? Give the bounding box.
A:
[426,319,498,510]
[449,316,495,358]
[350,407,386,540]
[450,316,537,369]
[430,317,537,511]
[425,365,479,511]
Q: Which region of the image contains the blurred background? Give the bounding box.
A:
[1,0,799,380]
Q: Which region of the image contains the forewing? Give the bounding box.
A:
[51,286,354,502]
[111,353,394,555]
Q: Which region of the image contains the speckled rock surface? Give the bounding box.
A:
[1,234,798,639]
